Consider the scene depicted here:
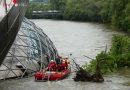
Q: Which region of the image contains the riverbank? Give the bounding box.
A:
[85,35,130,75]
[0,19,129,90]
[26,0,130,33]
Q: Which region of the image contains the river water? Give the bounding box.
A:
[0,19,130,90]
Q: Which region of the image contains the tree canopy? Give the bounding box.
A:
[26,0,130,32]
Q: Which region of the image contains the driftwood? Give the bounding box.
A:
[73,58,104,82]
[73,67,92,81]
[91,59,104,82]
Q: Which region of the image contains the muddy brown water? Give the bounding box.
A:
[0,19,130,90]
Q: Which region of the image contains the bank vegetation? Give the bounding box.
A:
[26,0,130,32]
[84,35,130,74]
[26,0,130,74]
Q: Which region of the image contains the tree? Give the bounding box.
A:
[49,0,67,11]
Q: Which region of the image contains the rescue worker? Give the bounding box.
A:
[47,60,57,71]
[65,59,70,69]
[60,60,66,70]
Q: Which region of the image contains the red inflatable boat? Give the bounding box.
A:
[35,69,71,81]
[35,57,71,81]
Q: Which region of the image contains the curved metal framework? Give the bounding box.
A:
[0,18,58,80]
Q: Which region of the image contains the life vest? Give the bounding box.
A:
[65,59,70,69]
[48,61,57,71]
[60,61,67,70]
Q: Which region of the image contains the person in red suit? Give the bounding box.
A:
[60,60,67,70]
[65,59,70,69]
[47,60,57,71]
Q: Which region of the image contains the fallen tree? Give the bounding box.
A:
[73,58,104,82]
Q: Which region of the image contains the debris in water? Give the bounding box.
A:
[73,57,104,82]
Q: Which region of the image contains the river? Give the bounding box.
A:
[0,19,130,90]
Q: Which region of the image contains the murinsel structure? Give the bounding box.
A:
[0,18,58,80]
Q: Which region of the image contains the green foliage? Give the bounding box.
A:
[25,1,66,19]
[86,35,130,74]
[86,51,116,74]
[25,2,50,18]
[63,0,102,21]
[26,0,130,32]
[122,2,130,32]
[63,0,130,31]
[49,0,67,11]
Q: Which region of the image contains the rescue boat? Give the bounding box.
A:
[35,57,71,81]
[35,69,71,81]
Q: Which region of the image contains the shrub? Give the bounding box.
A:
[86,35,130,74]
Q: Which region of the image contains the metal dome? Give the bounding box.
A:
[0,18,58,79]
